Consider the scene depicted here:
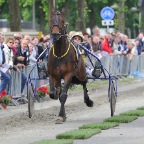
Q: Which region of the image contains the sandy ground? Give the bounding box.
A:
[0,78,144,144]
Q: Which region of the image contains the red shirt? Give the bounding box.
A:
[102,36,113,53]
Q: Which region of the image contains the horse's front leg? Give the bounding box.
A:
[49,76,60,100]
[56,78,71,124]
[82,81,93,107]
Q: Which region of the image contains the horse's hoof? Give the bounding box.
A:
[49,93,59,100]
[86,99,94,107]
[55,116,66,124]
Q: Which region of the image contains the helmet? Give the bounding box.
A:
[72,31,84,41]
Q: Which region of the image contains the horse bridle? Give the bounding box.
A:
[51,11,67,40]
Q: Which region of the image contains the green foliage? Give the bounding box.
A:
[120,110,144,117]
[104,116,138,123]
[137,106,144,110]
[0,0,5,6]
[56,129,101,139]
[32,139,73,144]
[0,96,12,105]
[79,122,119,130]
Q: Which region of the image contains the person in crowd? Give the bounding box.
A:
[14,39,30,95]
[43,38,52,62]
[11,38,20,56]
[110,32,116,47]
[0,33,11,94]
[14,33,23,40]
[32,37,44,60]
[118,34,128,55]
[82,32,93,53]
[101,32,113,54]
[126,41,138,61]
[112,37,121,55]
[28,42,37,65]
[92,35,102,54]
[1,37,19,94]
[135,32,143,55]
[92,25,101,37]
[23,34,31,44]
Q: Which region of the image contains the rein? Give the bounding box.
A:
[52,42,70,59]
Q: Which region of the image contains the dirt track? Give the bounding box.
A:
[0,78,144,144]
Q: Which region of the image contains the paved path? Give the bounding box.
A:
[74,117,144,144]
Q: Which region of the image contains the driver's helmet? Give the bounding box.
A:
[71,31,84,42]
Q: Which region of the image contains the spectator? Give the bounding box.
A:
[135,32,143,55]
[92,35,102,53]
[118,34,128,55]
[102,33,113,54]
[83,32,93,53]
[11,38,20,56]
[14,39,30,95]
[1,37,19,94]
[0,34,11,94]
[110,32,116,47]
[28,42,37,65]
[126,42,138,61]
[92,25,101,37]
[32,37,44,60]
[112,37,122,55]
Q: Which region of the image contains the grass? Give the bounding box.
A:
[120,110,144,117]
[31,139,73,144]
[79,122,119,130]
[137,106,144,110]
[68,77,136,92]
[56,129,101,139]
[104,115,138,123]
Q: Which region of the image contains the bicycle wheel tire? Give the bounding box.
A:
[27,83,34,118]
[109,81,116,117]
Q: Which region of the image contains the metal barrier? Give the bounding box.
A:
[1,55,144,99]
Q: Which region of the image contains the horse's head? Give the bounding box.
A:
[50,8,67,40]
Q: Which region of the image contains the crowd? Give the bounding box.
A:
[0,32,52,96]
[0,26,144,96]
[70,26,144,62]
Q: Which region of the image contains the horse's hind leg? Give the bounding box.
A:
[82,81,93,107]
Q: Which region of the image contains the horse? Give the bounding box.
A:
[48,8,93,124]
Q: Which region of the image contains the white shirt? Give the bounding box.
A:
[3,44,14,67]
[0,47,3,65]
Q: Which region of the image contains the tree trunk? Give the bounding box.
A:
[140,6,144,33]
[8,0,21,31]
[117,1,125,33]
[48,0,55,32]
[76,0,86,32]
[64,0,71,32]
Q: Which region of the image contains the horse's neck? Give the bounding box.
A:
[54,37,68,55]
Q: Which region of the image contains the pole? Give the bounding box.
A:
[107,25,109,33]
[53,0,55,8]
[32,2,36,30]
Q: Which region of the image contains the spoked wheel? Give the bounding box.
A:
[27,83,34,118]
[109,80,117,117]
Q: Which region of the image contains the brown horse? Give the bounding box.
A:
[48,8,93,124]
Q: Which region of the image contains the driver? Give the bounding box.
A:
[71,31,100,77]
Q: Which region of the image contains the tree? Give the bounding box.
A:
[76,0,86,32]
[117,0,125,33]
[8,0,21,31]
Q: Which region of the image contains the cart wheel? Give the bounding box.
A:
[109,81,117,117]
[27,83,34,118]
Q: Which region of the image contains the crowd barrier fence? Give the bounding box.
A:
[1,55,144,99]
